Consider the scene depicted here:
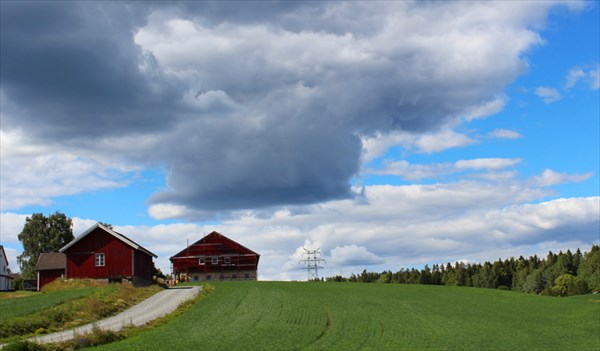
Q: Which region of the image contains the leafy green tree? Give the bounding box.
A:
[17,212,74,278]
[551,274,589,296]
[578,245,600,291]
[522,269,545,294]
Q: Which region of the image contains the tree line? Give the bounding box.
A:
[324,245,600,296]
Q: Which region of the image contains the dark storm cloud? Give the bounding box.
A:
[0,2,183,137]
[1,1,549,216]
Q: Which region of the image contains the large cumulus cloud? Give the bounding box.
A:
[0,1,577,215]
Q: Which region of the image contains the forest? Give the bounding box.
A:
[325,245,600,296]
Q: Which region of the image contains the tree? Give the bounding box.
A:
[551,274,588,296]
[578,245,600,291]
[17,212,74,279]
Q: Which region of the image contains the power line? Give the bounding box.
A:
[299,248,326,281]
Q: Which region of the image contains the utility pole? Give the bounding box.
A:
[299,248,326,281]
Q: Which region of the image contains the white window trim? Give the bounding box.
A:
[224,256,231,264]
[199,257,205,265]
[211,257,219,265]
[95,253,105,267]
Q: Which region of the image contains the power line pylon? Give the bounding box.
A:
[299,248,326,281]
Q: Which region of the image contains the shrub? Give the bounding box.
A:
[2,340,47,351]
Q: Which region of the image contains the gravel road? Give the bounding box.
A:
[29,286,200,345]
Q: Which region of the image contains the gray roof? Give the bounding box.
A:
[36,252,66,271]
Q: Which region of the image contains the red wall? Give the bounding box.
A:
[38,269,63,291]
[171,233,259,275]
[65,228,134,279]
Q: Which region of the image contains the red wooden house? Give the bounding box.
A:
[59,223,157,286]
[170,231,259,282]
[36,252,65,291]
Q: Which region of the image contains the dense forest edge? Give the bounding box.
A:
[324,245,600,297]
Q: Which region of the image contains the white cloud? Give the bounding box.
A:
[463,96,506,121]
[415,130,477,154]
[488,129,523,139]
[329,245,385,266]
[370,158,521,180]
[565,67,586,88]
[531,169,594,187]
[0,130,140,210]
[148,203,196,220]
[591,65,600,90]
[454,158,522,170]
[535,87,561,103]
[0,212,28,244]
[2,185,598,279]
[360,131,415,163]
[565,64,600,90]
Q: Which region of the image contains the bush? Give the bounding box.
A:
[2,340,47,351]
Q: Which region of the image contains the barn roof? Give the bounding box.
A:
[36,252,66,271]
[59,223,157,258]
[170,231,259,259]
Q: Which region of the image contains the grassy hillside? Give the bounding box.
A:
[91,281,600,351]
[0,280,161,343]
[0,288,96,320]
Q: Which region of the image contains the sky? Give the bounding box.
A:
[1,1,598,281]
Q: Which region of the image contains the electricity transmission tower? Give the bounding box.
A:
[299,248,326,281]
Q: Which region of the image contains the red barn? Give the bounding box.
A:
[36,252,66,291]
[60,223,157,286]
[170,231,259,282]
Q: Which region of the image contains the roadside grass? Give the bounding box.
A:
[19,285,215,351]
[88,281,600,351]
[0,288,96,320]
[0,279,162,344]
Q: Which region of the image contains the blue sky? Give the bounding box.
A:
[1,1,598,280]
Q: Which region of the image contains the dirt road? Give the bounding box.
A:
[30,286,200,345]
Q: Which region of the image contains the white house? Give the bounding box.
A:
[0,245,13,291]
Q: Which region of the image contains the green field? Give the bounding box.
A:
[90,281,600,350]
[0,288,96,320]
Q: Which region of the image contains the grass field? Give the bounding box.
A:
[0,288,96,320]
[90,281,600,351]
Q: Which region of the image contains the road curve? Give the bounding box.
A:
[30,286,200,345]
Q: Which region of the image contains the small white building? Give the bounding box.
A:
[0,245,14,291]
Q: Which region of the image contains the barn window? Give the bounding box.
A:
[224,257,231,264]
[232,273,237,280]
[211,257,219,265]
[244,273,250,280]
[95,253,105,267]
[219,274,225,280]
[206,275,212,281]
[199,258,205,265]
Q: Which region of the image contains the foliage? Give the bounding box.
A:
[87,282,599,351]
[12,276,24,291]
[551,274,589,297]
[577,245,600,291]
[1,340,46,351]
[17,212,74,279]
[325,246,598,297]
